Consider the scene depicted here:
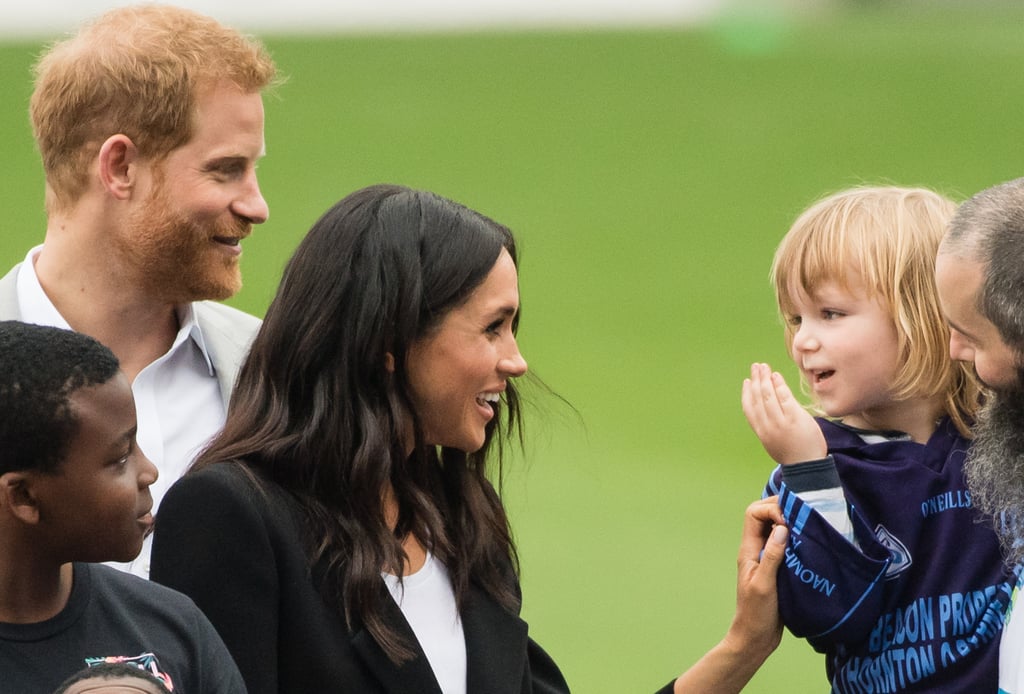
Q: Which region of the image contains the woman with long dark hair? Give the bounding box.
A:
[150,184,787,694]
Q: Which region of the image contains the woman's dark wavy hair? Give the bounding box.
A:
[191,184,523,663]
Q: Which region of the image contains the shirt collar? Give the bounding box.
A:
[17,245,71,329]
[17,244,215,376]
[175,303,216,376]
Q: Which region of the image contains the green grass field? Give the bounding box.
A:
[4,5,1024,691]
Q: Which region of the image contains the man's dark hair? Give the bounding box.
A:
[944,176,1024,353]
[0,321,120,475]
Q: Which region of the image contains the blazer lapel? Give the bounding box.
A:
[347,582,530,693]
[463,584,529,694]
[192,301,261,405]
[349,588,444,694]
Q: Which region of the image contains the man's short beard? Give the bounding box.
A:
[116,180,248,304]
[965,369,1024,567]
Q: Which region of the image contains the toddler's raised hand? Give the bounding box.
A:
[741,362,827,465]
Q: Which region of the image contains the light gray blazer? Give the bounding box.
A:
[0,263,260,403]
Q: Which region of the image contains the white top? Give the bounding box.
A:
[1000,571,1024,693]
[382,553,467,694]
[16,246,226,578]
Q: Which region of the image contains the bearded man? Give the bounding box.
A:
[935,176,1024,694]
[0,5,278,578]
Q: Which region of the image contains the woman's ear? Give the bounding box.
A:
[0,472,42,524]
[384,352,395,373]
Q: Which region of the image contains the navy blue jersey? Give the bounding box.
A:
[765,417,1016,693]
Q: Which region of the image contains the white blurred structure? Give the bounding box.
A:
[0,0,727,37]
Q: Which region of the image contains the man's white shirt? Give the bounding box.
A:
[16,246,226,578]
[1000,571,1024,693]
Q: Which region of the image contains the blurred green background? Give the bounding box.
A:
[4,4,1024,691]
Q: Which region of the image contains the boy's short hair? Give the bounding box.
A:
[51,662,171,694]
[0,321,120,475]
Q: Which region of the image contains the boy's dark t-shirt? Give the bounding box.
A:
[0,562,245,694]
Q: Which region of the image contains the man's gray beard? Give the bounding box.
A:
[965,384,1024,567]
